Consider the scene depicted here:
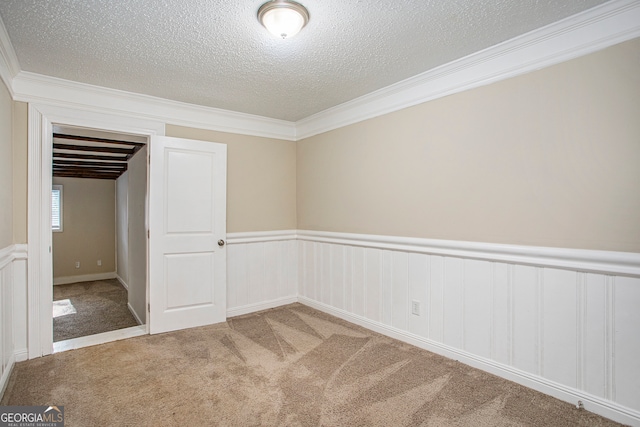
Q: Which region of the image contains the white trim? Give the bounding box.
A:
[227,229,298,245]
[227,296,298,318]
[0,13,20,96]
[30,103,166,138]
[298,296,640,426]
[13,349,28,363]
[52,325,147,353]
[27,104,51,359]
[12,71,297,141]
[295,0,640,139]
[127,302,143,326]
[28,104,162,359]
[0,353,15,400]
[297,230,640,277]
[53,272,117,286]
[0,244,27,270]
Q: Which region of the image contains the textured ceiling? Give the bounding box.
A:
[0,0,609,121]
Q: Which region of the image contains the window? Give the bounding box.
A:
[52,185,63,232]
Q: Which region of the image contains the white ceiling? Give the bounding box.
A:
[0,0,610,122]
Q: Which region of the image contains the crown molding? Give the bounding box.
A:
[12,71,297,141]
[3,0,639,141]
[295,0,640,139]
[0,14,20,96]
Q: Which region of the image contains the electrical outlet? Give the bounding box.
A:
[411,300,420,316]
[75,261,80,269]
[97,259,102,266]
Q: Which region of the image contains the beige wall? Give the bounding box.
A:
[116,172,129,285]
[52,177,116,278]
[12,101,27,244]
[9,40,639,252]
[297,38,640,253]
[166,125,297,233]
[0,82,12,249]
[127,147,147,323]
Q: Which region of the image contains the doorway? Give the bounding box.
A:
[28,104,228,358]
[50,125,148,351]
[27,104,164,358]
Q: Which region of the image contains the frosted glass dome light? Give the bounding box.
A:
[258,0,309,39]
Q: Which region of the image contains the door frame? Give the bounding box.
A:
[27,103,165,358]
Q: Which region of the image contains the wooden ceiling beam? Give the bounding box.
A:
[53,133,145,147]
[53,159,128,169]
[53,170,122,180]
[53,152,129,162]
[54,143,135,155]
[53,165,122,173]
[51,133,146,179]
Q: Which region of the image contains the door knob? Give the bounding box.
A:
[218,239,225,247]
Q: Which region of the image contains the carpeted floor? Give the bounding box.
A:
[3,303,623,426]
[53,279,139,342]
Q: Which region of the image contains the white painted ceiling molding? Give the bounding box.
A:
[0,14,19,97]
[2,0,639,141]
[12,72,297,141]
[295,0,640,139]
[297,230,640,277]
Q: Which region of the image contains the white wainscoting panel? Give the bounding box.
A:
[226,231,298,317]
[297,231,640,426]
[0,244,28,399]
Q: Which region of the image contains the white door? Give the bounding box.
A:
[148,135,227,334]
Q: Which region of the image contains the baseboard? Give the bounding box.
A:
[116,275,129,291]
[298,296,640,426]
[227,296,298,318]
[53,272,117,285]
[0,353,16,401]
[1,349,30,401]
[13,349,28,363]
[127,302,143,325]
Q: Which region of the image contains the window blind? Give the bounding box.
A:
[52,185,62,231]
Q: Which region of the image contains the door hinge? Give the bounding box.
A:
[148,303,150,312]
[147,230,150,239]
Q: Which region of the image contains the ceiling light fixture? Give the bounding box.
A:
[258,0,309,39]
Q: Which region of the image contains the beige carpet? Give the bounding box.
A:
[53,279,139,342]
[2,303,623,426]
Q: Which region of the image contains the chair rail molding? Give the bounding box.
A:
[297,230,640,277]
